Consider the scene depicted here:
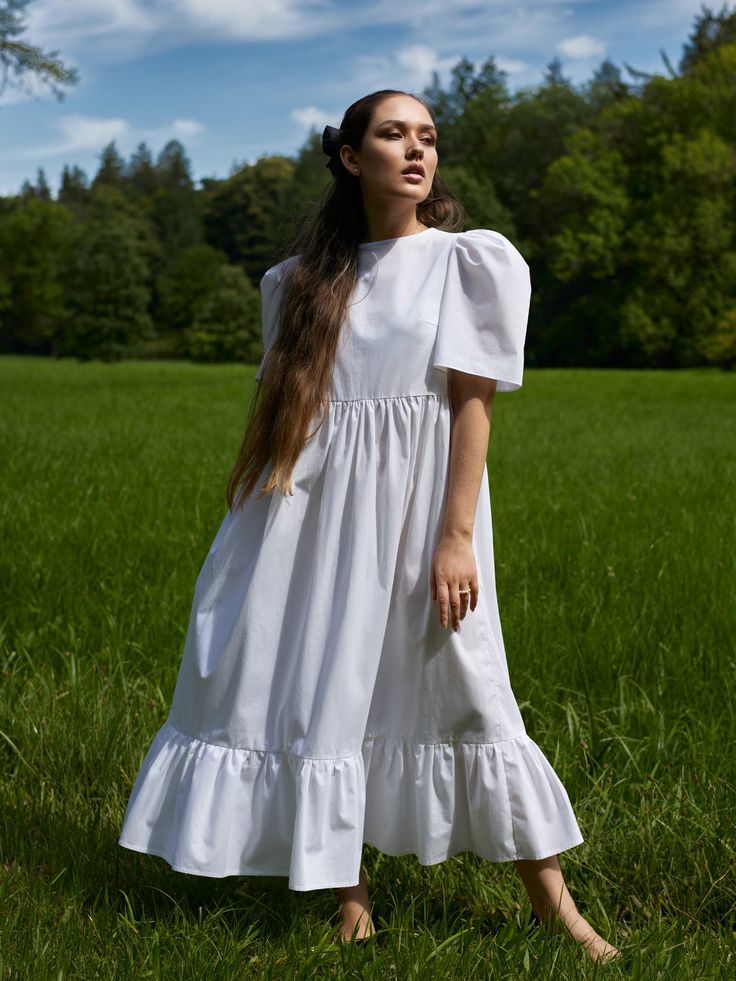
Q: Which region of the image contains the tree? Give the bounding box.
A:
[532,128,631,365]
[155,140,195,193]
[620,127,736,367]
[282,129,332,227]
[18,166,51,201]
[147,140,202,256]
[58,164,89,218]
[155,243,227,337]
[680,2,736,73]
[0,197,74,353]
[92,141,127,192]
[203,155,295,279]
[183,264,261,363]
[128,142,158,199]
[583,60,633,114]
[439,163,515,238]
[57,187,154,360]
[0,0,78,104]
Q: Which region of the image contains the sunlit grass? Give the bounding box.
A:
[1,356,734,978]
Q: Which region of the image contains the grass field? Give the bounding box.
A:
[1,355,734,979]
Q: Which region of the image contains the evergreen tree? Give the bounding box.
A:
[92,141,127,192]
[18,167,51,201]
[0,0,78,105]
[58,187,154,360]
[148,139,201,255]
[129,142,158,198]
[0,197,73,353]
[156,140,194,192]
[680,2,736,73]
[58,164,89,217]
[34,167,51,200]
[584,60,633,113]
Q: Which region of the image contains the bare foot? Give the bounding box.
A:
[533,905,621,963]
[514,856,620,964]
[334,865,376,942]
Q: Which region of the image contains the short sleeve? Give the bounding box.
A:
[431,228,531,393]
[254,256,298,382]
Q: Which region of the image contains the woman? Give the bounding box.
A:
[118,88,620,964]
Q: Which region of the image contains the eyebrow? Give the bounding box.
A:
[377,119,437,134]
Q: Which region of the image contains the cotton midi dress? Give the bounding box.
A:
[118,226,585,891]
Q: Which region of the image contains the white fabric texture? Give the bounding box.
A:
[118,226,584,890]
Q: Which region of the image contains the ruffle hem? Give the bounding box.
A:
[118,719,584,891]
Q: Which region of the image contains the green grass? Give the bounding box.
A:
[1,355,734,979]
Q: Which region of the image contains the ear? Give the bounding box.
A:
[339,146,358,173]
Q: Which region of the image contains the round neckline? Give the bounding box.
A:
[357,227,436,249]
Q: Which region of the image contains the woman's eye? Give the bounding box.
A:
[387,132,436,145]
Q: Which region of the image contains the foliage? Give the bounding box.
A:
[1,3,736,371]
[55,188,155,361]
[202,154,295,280]
[0,197,74,353]
[0,0,78,103]
[182,262,261,363]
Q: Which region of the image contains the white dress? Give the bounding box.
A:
[118,226,584,891]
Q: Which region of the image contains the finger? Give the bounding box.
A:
[449,584,461,631]
[470,577,479,612]
[438,582,449,628]
[459,587,470,620]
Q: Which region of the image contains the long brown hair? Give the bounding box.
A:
[226,88,465,510]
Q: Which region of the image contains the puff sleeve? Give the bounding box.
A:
[431,229,531,393]
[254,256,297,382]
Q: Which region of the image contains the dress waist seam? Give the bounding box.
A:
[327,392,448,405]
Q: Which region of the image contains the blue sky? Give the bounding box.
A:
[0,0,711,197]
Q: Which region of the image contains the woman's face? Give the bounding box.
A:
[343,94,438,203]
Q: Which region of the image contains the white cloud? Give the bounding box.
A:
[291,105,334,132]
[171,0,336,41]
[26,0,155,54]
[17,0,580,64]
[29,114,130,158]
[556,34,606,60]
[17,0,715,65]
[23,0,340,59]
[170,118,207,138]
[396,44,444,77]
[4,113,207,161]
[346,43,459,94]
[495,56,529,75]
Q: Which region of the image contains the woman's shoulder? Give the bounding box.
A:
[441,227,529,268]
[261,253,300,288]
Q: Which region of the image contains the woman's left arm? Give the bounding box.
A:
[431,369,497,631]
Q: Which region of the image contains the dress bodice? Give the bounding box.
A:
[255,225,532,403]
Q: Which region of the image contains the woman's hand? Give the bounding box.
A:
[430,532,478,631]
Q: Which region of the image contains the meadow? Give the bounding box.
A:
[1,355,734,979]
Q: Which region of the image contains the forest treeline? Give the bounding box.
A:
[1,5,735,369]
